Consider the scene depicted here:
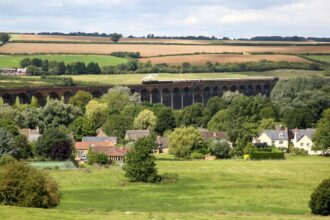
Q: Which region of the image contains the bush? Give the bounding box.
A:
[209,139,232,159]
[291,148,308,156]
[0,162,60,208]
[191,152,205,160]
[0,155,16,166]
[160,173,179,184]
[249,151,285,160]
[309,177,330,216]
[95,152,109,165]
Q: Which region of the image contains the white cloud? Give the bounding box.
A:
[0,0,329,37]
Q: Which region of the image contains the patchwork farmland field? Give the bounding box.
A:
[0,156,329,220]
[2,43,330,56]
[140,54,310,65]
[11,34,212,45]
[11,34,330,46]
[0,54,128,68]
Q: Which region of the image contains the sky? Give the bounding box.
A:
[0,0,329,38]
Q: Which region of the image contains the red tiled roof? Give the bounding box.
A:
[75,141,115,150]
[91,146,128,157]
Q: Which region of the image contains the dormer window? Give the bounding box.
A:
[279,133,284,138]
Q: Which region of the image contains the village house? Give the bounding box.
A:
[292,128,321,155]
[125,129,150,141]
[253,129,289,150]
[90,146,128,164]
[75,141,115,161]
[19,127,41,142]
[198,128,232,146]
[82,136,117,144]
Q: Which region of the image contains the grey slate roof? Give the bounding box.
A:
[125,130,150,141]
[82,136,117,144]
[294,129,315,141]
[263,130,288,141]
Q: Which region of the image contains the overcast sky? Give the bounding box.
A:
[0,0,329,38]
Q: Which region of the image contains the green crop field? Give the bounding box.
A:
[0,54,128,68]
[0,156,329,219]
[70,70,326,86]
[306,55,330,63]
[0,70,327,89]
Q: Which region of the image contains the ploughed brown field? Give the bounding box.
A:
[139,54,310,65]
[11,34,211,45]
[1,43,330,56]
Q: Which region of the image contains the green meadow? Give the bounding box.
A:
[0,156,329,219]
[0,54,128,68]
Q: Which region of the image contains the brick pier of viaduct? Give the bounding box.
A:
[0,77,278,109]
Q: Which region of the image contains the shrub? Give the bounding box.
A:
[95,152,109,165]
[0,162,60,208]
[292,148,308,156]
[243,143,257,155]
[249,151,285,160]
[160,173,179,184]
[191,152,205,160]
[87,150,109,165]
[209,139,232,159]
[309,177,330,216]
[0,155,16,166]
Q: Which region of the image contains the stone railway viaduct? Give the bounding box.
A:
[0,77,278,109]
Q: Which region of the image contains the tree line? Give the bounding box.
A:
[21,58,102,75]
[22,57,323,76]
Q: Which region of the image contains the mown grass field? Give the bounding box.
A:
[0,54,128,68]
[0,70,326,89]
[0,156,329,219]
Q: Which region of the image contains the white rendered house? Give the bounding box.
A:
[253,130,289,150]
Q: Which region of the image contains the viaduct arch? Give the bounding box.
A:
[0,77,278,109]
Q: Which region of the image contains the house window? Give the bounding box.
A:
[272,141,275,146]
[279,141,283,145]
[300,143,303,147]
[307,143,310,147]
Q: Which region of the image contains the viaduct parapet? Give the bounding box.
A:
[0,77,278,109]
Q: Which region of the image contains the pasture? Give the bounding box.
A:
[0,54,128,68]
[140,54,310,65]
[2,43,330,56]
[0,156,329,219]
